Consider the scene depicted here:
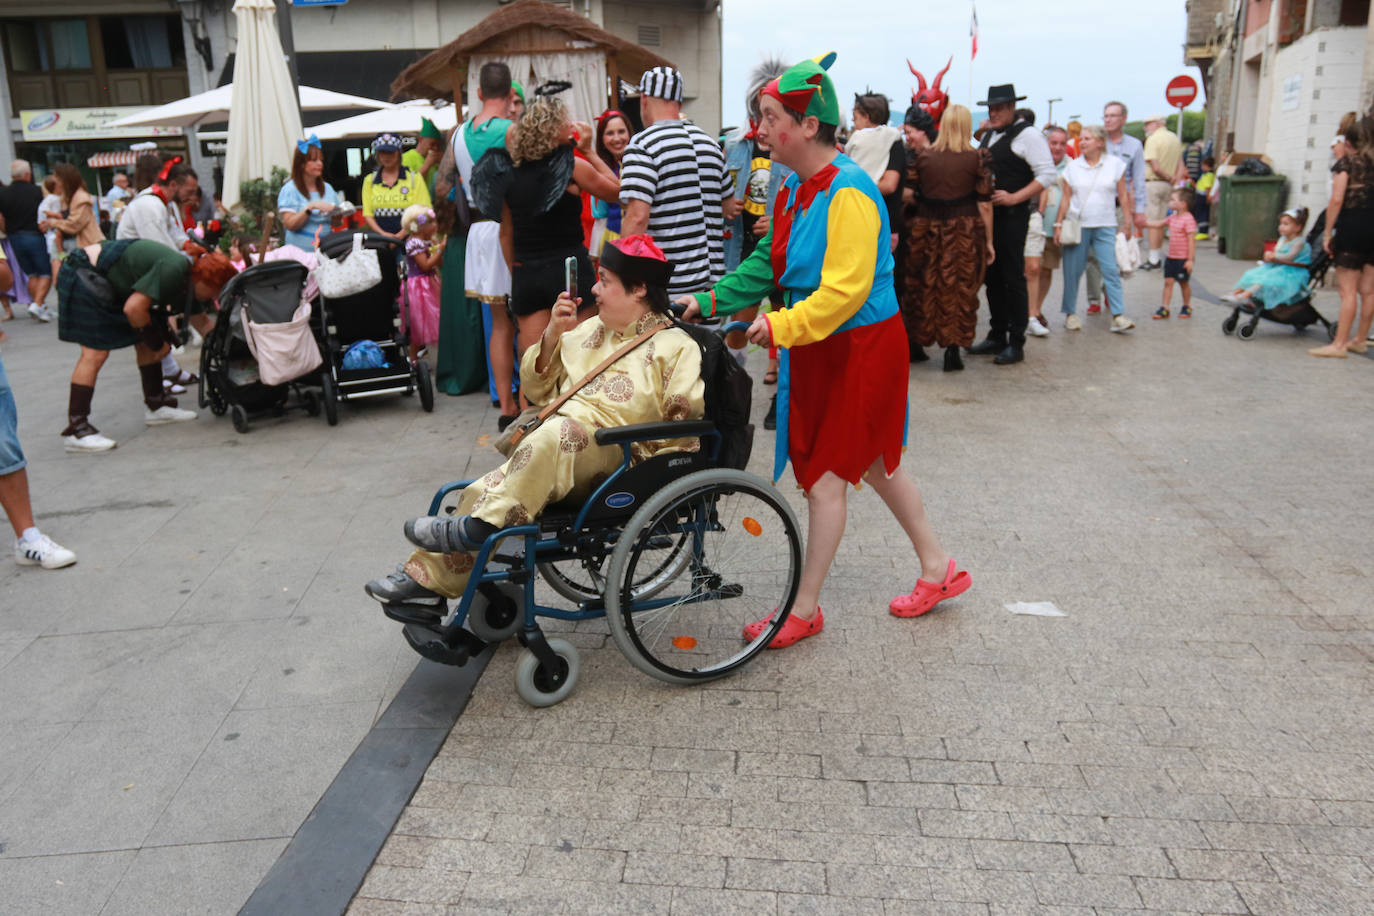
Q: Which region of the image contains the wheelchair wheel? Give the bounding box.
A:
[605,469,801,685]
[514,637,579,707]
[539,526,692,605]
[464,581,524,643]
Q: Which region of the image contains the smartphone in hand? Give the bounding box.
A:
[564,255,578,298]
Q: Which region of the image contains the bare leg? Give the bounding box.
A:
[1350,265,1374,345]
[189,313,215,337]
[1024,256,1042,319]
[788,471,848,621]
[0,468,35,537]
[1035,267,1054,315]
[133,341,169,367]
[862,456,949,581]
[516,309,551,357]
[28,276,51,309]
[1310,267,1359,356]
[488,300,518,416]
[1179,281,1191,309]
[72,347,110,387]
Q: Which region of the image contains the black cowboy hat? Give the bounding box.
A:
[978,84,1027,106]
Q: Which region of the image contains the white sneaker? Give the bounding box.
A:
[27,303,50,323]
[1026,316,1050,337]
[15,533,76,569]
[63,432,117,452]
[145,405,198,425]
[1065,314,1082,331]
[1110,315,1135,333]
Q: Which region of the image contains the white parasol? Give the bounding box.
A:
[308,101,461,141]
[105,85,390,130]
[220,0,304,209]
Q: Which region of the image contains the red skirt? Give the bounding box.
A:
[786,313,908,491]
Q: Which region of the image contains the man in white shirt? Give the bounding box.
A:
[970,84,1058,365]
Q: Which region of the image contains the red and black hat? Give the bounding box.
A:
[600,234,674,289]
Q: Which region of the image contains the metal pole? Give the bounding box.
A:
[275,0,303,122]
[1047,97,1062,126]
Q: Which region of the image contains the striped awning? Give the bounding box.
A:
[86,151,141,168]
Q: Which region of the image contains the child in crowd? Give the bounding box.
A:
[1221,207,1311,307]
[1146,188,1197,319]
[1193,157,1214,239]
[228,235,257,272]
[401,204,444,361]
[39,175,64,277]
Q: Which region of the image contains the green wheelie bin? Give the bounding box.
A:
[1217,173,1288,260]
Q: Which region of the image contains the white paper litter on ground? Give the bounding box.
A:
[1005,601,1067,617]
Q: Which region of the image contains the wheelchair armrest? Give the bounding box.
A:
[594,420,716,446]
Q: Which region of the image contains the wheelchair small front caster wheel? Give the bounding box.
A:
[514,637,579,707]
[466,581,524,643]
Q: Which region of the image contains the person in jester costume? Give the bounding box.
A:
[682,53,971,649]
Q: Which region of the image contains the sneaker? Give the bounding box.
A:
[1153,307,1170,320]
[14,533,76,569]
[364,567,444,608]
[27,303,50,322]
[1219,293,1239,304]
[1026,316,1050,337]
[162,378,188,395]
[1086,302,1102,315]
[1110,315,1135,333]
[1141,260,1162,271]
[1180,305,1192,318]
[1065,314,1082,331]
[1194,232,1209,241]
[63,432,117,453]
[144,405,198,425]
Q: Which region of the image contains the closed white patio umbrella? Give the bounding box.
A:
[105,85,391,130]
[220,0,301,209]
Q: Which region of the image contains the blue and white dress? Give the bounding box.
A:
[1238,236,1311,306]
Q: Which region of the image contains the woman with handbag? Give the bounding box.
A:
[364,236,705,615]
[1054,124,1135,332]
[901,105,995,371]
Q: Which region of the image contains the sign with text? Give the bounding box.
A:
[1165,75,1198,110]
[21,108,184,142]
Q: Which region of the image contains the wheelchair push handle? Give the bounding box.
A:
[667,300,755,337]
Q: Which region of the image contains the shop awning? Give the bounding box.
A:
[86,151,142,168]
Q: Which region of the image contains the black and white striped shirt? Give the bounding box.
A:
[618,120,729,295]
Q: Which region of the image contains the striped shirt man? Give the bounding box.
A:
[618,119,729,295]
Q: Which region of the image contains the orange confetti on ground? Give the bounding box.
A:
[742,517,762,536]
[671,636,697,650]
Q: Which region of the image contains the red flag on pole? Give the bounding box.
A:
[971,4,979,60]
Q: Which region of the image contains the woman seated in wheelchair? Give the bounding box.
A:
[365,235,705,615]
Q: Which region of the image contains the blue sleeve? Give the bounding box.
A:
[277,183,305,213]
[1130,146,1146,210]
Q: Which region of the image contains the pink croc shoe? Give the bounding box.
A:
[743,607,824,648]
[889,559,970,618]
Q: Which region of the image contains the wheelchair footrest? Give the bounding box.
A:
[402,622,484,667]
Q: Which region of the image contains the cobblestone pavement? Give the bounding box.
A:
[1,241,1370,915]
[351,244,1374,915]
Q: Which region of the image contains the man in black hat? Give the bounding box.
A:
[970,84,1058,365]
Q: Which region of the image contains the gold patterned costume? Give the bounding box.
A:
[406,312,706,598]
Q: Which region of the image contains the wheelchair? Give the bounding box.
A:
[387,329,803,707]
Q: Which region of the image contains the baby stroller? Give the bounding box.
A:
[382,320,798,708]
[1222,222,1335,341]
[314,231,434,425]
[199,260,321,433]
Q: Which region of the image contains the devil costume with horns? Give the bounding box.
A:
[908,57,952,129]
[693,53,907,492]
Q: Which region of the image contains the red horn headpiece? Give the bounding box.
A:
[909,56,952,128]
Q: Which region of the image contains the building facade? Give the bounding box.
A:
[1189,0,1372,217]
[2,0,721,189]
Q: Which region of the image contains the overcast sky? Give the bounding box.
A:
[719,0,1194,130]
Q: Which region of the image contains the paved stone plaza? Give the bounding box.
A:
[2,242,1372,914]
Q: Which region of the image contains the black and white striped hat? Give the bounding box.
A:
[639,67,684,103]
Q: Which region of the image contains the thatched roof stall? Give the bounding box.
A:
[390,0,674,123]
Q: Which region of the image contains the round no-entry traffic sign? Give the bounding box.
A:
[1166,75,1198,109]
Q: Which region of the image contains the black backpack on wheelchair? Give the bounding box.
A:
[672,319,753,470]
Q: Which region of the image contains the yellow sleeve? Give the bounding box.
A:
[519,335,565,405]
[766,187,879,349]
[360,175,375,217]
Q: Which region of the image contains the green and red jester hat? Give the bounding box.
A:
[762,51,840,126]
